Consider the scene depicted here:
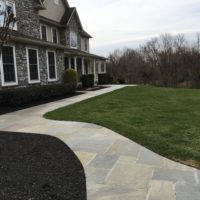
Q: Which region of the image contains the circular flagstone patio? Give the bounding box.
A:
[0,85,199,200]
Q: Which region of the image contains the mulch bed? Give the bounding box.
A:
[0,132,87,200]
[0,92,84,115]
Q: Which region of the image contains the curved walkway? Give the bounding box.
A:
[0,85,199,200]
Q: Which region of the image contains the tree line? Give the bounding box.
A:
[107,33,200,88]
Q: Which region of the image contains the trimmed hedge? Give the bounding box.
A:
[0,83,76,106]
[63,69,78,86]
[98,74,113,85]
[82,74,94,88]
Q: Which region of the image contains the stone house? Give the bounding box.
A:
[0,0,106,90]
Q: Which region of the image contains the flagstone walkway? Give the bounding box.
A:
[0,85,199,200]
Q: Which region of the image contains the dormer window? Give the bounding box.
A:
[41,24,47,41]
[52,28,58,44]
[70,31,78,49]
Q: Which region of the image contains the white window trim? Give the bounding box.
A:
[46,50,57,82]
[26,47,40,84]
[51,27,58,44]
[69,31,78,49]
[0,45,18,87]
[40,24,48,41]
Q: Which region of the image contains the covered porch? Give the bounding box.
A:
[64,50,107,84]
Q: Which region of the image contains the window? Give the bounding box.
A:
[64,57,69,69]
[47,51,57,81]
[95,63,99,73]
[41,24,47,41]
[70,31,78,48]
[52,28,58,44]
[101,63,105,73]
[91,64,94,73]
[27,48,40,83]
[70,58,75,69]
[84,39,88,51]
[0,1,6,27]
[0,1,17,30]
[0,45,18,86]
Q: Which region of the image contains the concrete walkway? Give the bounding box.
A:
[0,85,199,200]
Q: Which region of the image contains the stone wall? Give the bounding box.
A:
[56,49,65,83]
[0,43,65,90]
[15,0,40,39]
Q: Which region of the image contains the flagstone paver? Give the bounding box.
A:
[148,180,175,200]
[0,85,199,200]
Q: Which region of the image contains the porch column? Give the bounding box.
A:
[68,57,71,69]
[82,58,85,75]
[74,57,77,72]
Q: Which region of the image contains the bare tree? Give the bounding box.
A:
[107,33,200,88]
[0,0,16,46]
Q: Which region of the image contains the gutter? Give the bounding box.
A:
[11,36,107,60]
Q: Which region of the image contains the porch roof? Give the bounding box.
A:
[6,30,106,61]
[64,49,106,60]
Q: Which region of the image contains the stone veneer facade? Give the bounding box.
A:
[15,0,40,39]
[0,0,106,90]
[0,0,66,90]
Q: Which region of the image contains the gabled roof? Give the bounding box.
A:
[60,7,92,38]
[60,7,75,26]
[34,0,46,10]
[80,30,92,39]
[60,7,83,29]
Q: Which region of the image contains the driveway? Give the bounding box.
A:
[0,85,199,200]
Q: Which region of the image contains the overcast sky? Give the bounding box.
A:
[68,0,200,56]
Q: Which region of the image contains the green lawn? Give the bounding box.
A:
[44,86,200,168]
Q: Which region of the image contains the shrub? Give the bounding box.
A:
[98,74,113,85]
[117,77,126,84]
[82,74,94,88]
[0,83,76,106]
[63,69,78,86]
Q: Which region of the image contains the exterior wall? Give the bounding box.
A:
[39,0,66,22]
[55,49,65,83]
[65,14,81,50]
[81,37,89,52]
[0,43,65,90]
[60,28,67,46]
[43,25,60,44]
[15,0,40,39]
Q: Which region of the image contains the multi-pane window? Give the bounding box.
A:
[70,31,78,48]
[41,24,47,41]
[1,46,17,84]
[52,28,58,43]
[27,49,39,82]
[47,51,57,80]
